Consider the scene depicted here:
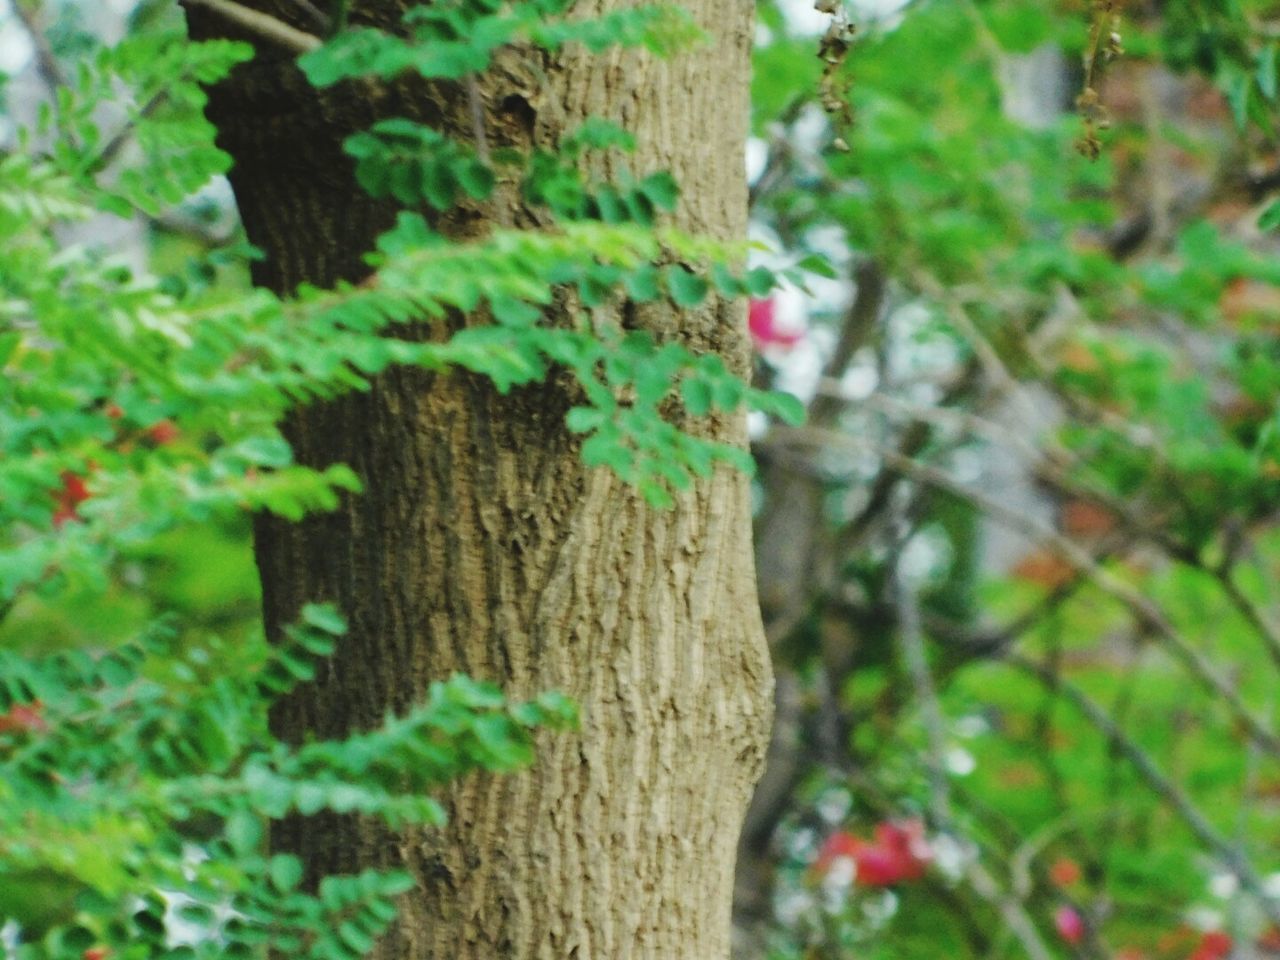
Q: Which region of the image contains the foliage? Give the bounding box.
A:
[12,0,1280,958]
[744,0,1280,958]
[0,603,575,958]
[0,0,800,956]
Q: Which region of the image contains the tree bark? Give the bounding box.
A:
[182,2,771,957]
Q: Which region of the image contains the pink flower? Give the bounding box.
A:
[749,298,803,350]
[1055,905,1084,945]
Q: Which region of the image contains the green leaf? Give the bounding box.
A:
[681,378,713,416]
[637,171,679,212]
[338,920,375,954]
[562,118,636,156]
[566,406,607,433]
[456,160,495,200]
[710,263,746,297]
[795,253,837,280]
[637,477,674,508]
[0,332,21,367]
[301,603,347,635]
[378,871,417,896]
[754,389,806,426]
[744,266,776,297]
[269,854,304,893]
[225,809,262,856]
[625,264,661,302]
[1259,43,1278,101]
[1259,200,1280,232]
[663,265,709,307]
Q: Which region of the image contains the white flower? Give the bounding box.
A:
[930,833,976,882]
[787,827,817,862]
[1185,906,1224,932]
[1264,872,1280,899]
[816,788,853,825]
[862,890,900,927]
[954,715,989,739]
[823,855,857,895]
[1209,872,1239,900]
[775,889,816,926]
[945,746,977,777]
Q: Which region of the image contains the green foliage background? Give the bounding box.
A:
[7,1,1280,959]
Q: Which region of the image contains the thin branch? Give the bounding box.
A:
[747,96,808,209]
[286,0,331,32]
[1008,651,1280,928]
[966,861,1056,960]
[891,491,951,821]
[93,91,168,172]
[867,442,1280,758]
[183,0,322,54]
[330,0,349,34]
[466,77,491,166]
[864,373,1280,676]
[11,0,66,93]
[1218,570,1280,672]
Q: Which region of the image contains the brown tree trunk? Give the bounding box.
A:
[183,2,771,957]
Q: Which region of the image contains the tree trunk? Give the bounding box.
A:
[182,2,771,957]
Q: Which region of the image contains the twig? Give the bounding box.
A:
[11,0,66,93]
[92,91,168,173]
[330,0,349,34]
[1218,570,1280,673]
[183,0,322,54]
[869,443,1280,758]
[966,861,1056,960]
[757,260,887,645]
[1008,651,1280,928]
[748,97,807,209]
[466,76,491,166]
[287,0,331,32]
[891,489,951,821]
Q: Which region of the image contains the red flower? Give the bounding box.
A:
[0,700,48,735]
[1054,905,1084,945]
[1190,931,1232,960]
[748,298,802,350]
[814,819,930,887]
[83,948,111,960]
[146,419,180,445]
[814,830,859,873]
[1049,857,1083,887]
[52,470,92,527]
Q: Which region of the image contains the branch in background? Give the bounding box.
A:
[756,259,887,645]
[966,861,1057,960]
[866,387,1280,679]
[1008,651,1280,928]
[11,0,66,93]
[330,0,349,34]
[182,0,322,54]
[93,91,167,172]
[809,259,885,424]
[871,441,1280,758]
[747,97,807,209]
[890,490,952,821]
[287,0,331,32]
[889,487,1058,960]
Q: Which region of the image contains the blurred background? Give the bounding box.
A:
[6,1,1280,958]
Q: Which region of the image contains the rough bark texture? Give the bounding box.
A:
[182,2,770,957]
